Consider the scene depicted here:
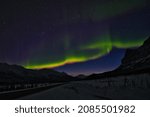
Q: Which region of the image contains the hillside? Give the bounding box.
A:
[0,63,74,92]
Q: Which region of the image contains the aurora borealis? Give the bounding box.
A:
[0,0,150,75]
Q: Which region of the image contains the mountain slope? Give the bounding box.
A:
[0,63,74,85]
[118,36,150,71]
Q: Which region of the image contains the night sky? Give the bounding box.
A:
[0,0,150,75]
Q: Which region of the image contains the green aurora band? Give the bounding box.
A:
[25,35,146,69]
[24,0,148,69]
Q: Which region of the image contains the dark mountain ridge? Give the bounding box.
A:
[87,36,150,79]
[0,63,74,85]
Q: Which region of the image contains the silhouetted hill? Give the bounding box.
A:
[0,63,74,85]
[76,74,87,79]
